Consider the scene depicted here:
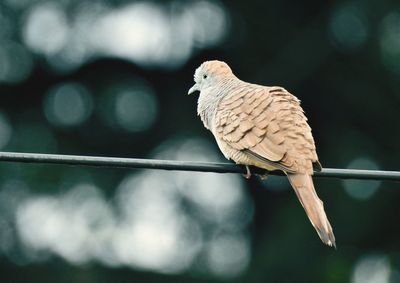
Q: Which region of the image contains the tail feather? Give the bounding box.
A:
[287,173,336,248]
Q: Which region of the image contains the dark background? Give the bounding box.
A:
[0,0,399,282]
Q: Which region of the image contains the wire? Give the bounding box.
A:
[0,151,398,181]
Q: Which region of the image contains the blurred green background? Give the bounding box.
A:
[0,0,399,282]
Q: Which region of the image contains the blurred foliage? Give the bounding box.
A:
[0,0,400,282]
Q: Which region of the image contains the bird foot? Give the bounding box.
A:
[242,165,252,179]
[255,172,269,181]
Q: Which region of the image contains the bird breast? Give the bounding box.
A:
[197,88,224,131]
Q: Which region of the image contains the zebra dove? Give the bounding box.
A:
[188,60,335,247]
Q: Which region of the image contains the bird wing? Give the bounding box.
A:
[214,83,334,247]
[215,85,319,174]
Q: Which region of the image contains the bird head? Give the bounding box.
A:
[188,60,233,95]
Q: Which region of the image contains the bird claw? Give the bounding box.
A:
[256,172,269,181]
[242,165,252,179]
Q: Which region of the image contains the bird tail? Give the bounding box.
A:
[287,173,336,248]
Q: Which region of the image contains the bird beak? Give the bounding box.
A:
[188,83,199,95]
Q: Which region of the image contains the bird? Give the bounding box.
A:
[188,60,335,247]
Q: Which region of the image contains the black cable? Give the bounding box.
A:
[0,151,398,181]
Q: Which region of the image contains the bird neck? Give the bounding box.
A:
[197,77,237,131]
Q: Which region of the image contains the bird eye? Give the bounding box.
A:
[203,74,208,79]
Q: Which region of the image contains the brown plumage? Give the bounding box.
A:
[188,60,335,247]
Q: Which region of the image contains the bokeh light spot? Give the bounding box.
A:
[0,41,33,83]
[380,12,400,76]
[16,183,109,265]
[153,138,253,226]
[351,253,391,283]
[115,170,202,273]
[329,4,368,52]
[207,233,250,279]
[93,2,170,66]
[190,1,229,47]
[19,1,229,71]
[115,87,158,132]
[2,135,252,278]
[100,80,159,133]
[0,179,30,258]
[44,82,93,127]
[343,157,381,200]
[23,2,69,55]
